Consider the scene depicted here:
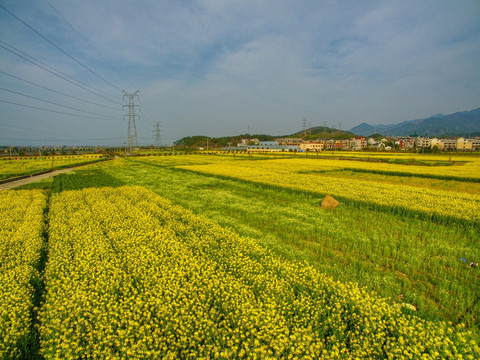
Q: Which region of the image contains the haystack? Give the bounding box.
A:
[395,303,417,311]
[321,195,340,210]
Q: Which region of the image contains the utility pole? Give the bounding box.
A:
[153,122,161,148]
[123,90,140,155]
[39,148,43,171]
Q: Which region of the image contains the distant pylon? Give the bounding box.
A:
[123,90,139,153]
[153,122,161,148]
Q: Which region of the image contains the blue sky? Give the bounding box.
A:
[1,0,479,146]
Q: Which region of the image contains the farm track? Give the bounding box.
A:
[0,160,110,191]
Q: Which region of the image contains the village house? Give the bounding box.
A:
[397,138,416,150]
[352,137,367,151]
[299,142,325,152]
[247,141,298,152]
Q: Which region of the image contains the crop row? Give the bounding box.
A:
[314,156,480,181]
[179,159,480,223]
[202,152,480,181]
[39,186,479,359]
[0,190,46,359]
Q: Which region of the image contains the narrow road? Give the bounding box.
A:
[0,168,76,191]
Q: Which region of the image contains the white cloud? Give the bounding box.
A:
[1,0,479,145]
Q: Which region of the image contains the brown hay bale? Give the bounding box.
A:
[321,195,340,210]
[395,303,417,311]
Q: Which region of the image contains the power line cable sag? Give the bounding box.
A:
[0,122,126,143]
[0,41,122,105]
[136,96,157,132]
[0,70,121,112]
[0,4,123,94]
[0,135,126,142]
[44,0,131,88]
[0,87,119,119]
[0,99,121,122]
[0,40,119,102]
[1,123,77,139]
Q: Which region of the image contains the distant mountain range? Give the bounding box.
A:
[349,107,480,137]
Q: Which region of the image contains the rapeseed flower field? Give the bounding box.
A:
[179,158,480,223]
[0,190,46,359]
[37,186,479,359]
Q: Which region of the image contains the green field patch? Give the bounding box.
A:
[15,177,54,191]
[52,169,126,192]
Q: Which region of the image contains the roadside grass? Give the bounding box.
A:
[0,157,106,182]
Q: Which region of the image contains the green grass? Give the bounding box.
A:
[51,169,125,192]
[53,158,479,333]
[15,178,54,190]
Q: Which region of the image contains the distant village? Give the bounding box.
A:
[223,136,480,152]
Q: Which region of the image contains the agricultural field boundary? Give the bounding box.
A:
[122,156,480,226]
[37,186,480,358]
[301,167,480,183]
[4,162,480,356]
[175,167,480,229]
[37,163,480,329]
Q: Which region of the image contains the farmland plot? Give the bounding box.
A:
[39,186,479,359]
[0,190,46,359]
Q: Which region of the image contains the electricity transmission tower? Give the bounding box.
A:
[153,122,161,148]
[123,90,139,154]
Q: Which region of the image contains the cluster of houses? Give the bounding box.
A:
[223,136,480,152]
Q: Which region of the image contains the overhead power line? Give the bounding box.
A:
[44,0,131,88]
[0,41,122,105]
[0,99,121,121]
[0,123,126,143]
[0,70,121,111]
[0,86,119,119]
[0,4,123,93]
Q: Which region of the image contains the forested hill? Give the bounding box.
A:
[174,127,354,148]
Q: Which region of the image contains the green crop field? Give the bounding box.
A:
[4,153,480,359]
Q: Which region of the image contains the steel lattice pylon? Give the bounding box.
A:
[123,90,139,154]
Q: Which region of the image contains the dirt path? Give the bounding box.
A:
[0,168,76,191]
